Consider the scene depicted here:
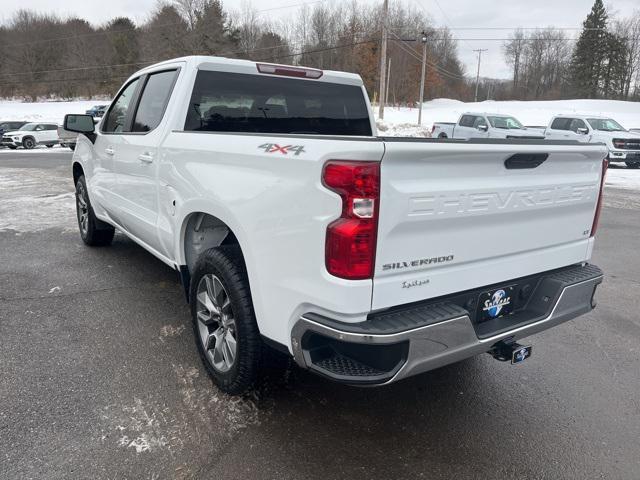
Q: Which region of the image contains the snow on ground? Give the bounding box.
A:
[606,167,640,190]
[376,98,640,135]
[0,100,97,124]
[0,165,76,232]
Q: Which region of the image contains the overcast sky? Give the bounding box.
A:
[1,0,638,79]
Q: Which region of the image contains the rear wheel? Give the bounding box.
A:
[22,137,35,149]
[438,133,448,138]
[75,175,115,246]
[626,161,640,169]
[46,144,54,148]
[190,246,264,395]
[8,146,17,150]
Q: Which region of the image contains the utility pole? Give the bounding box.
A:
[385,58,391,109]
[417,31,428,125]
[378,0,389,120]
[473,48,487,103]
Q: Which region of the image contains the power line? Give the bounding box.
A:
[388,30,465,80]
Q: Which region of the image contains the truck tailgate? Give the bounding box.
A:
[373,139,607,310]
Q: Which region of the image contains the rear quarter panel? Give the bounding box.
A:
[160,132,384,347]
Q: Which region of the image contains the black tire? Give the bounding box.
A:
[8,146,17,150]
[438,133,448,138]
[190,246,265,395]
[626,161,640,169]
[46,144,54,148]
[22,137,35,149]
[75,175,115,246]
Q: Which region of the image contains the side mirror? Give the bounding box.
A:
[577,127,589,135]
[64,114,95,134]
[478,124,488,132]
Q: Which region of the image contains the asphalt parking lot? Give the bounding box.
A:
[1,149,639,479]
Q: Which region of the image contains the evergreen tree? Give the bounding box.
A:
[569,0,608,98]
[602,32,630,98]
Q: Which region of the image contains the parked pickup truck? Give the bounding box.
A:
[64,56,606,394]
[545,115,640,168]
[432,113,545,140]
[57,125,78,150]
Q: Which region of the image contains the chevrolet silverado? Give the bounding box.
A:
[64,56,607,394]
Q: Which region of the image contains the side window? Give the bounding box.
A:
[132,70,178,132]
[569,119,587,132]
[103,78,140,133]
[459,115,473,127]
[551,118,570,130]
[473,116,487,128]
[35,124,44,131]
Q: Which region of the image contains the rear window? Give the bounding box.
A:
[551,118,572,130]
[184,71,372,136]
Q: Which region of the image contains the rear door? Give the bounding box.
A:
[453,115,475,139]
[372,139,607,309]
[112,68,179,255]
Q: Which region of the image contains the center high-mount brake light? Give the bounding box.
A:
[256,63,323,79]
[591,157,608,238]
[323,161,380,280]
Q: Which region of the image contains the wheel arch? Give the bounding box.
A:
[179,211,247,275]
[72,162,84,184]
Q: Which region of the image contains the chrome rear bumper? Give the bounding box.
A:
[291,264,603,385]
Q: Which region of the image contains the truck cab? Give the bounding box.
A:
[545,115,640,168]
[433,113,545,140]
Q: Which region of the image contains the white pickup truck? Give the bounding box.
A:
[64,56,606,394]
[432,113,545,140]
[545,115,640,168]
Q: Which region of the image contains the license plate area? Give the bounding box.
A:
[477,286,516,322]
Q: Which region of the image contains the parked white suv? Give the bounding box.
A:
[65,56,606,394]
[1,122,59,149]
[545,115,640,168]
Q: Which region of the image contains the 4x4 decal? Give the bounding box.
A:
[258,143,305,156]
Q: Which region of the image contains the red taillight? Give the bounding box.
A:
[256,63,323,79]
[591,157,608,237]
[323,161,380,280]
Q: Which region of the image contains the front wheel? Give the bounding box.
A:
[22,137,35,149]
[75,175,115,246]
[190,246,263,395]
[626,161,640,169]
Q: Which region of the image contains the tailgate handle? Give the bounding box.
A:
[504,153,548,169]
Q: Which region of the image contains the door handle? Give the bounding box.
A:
[138,153,154,163]
[104,147,115,156]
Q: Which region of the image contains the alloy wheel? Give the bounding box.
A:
[196,274,238,373]
[76,182,89,235]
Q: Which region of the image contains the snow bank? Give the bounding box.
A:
[0,100,97,124]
